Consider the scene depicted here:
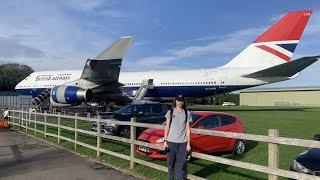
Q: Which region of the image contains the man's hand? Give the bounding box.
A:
[164,141,168,148]
[186,143,191,151]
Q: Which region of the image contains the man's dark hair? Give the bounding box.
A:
[173,95,187,110]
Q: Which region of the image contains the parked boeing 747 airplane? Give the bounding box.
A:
[15,10,319,107]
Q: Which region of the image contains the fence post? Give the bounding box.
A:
[97,115,101,158]
[44,111,47,139]
[34,111,37,135]
[268,129,279,180]
[74,113,78,151]
[13,111,16,129]
[130,117,136,170]
[10,111,14,129]
[18,111,21,131]
[25,109,28,133]
[58,112,61,144]
[19,109,22,130]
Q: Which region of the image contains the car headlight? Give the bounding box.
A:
[106,123,116,127]
[156,137,165,143]
[292,160,311,174]
[103,119,117,127]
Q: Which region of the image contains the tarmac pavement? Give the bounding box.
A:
[0,128,139,180]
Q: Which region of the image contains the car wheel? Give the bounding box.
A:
[233,140,245,155]
[119,127,130,138]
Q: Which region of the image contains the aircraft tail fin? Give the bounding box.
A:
[242,56,319,81]
[224,10,312,68]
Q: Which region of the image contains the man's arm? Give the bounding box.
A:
[164,111,170,147]
[186,122,191,150]
[164,117,170,140]
[186,111,192,151]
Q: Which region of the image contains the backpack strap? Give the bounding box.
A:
[185,109,188,123]
[168,108,174,130]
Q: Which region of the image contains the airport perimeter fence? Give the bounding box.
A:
[0,95,32,109]
[7,109,320,180]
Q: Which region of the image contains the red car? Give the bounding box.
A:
[136,111,246,160]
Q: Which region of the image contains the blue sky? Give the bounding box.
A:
[0,0,319,87]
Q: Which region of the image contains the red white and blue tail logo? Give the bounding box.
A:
[255,41,298,62]
[224,10,312,68]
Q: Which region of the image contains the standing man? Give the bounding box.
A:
[163,95,192,180]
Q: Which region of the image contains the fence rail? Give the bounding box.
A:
[7,109,320,180]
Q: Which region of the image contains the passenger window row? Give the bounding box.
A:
[123,81,225,86]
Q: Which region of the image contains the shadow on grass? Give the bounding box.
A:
[192,162,265,180]
[189,107,310,112]
[190,140,259,178]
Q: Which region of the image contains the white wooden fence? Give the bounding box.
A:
[7,109,320,180]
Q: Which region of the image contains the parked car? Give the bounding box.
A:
[93,112,114,119]
[222,102,236,106]
[136,111,246,160]
[290,134,320,176]
[91,101,172,138]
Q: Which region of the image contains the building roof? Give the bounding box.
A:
[240,86,320,93]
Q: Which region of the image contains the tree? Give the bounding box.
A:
[213,93,239,105]
[0,63,34,91]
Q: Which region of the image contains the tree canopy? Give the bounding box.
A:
[0,63,34,91]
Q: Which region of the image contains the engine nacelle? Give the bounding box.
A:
[50,86,93,105]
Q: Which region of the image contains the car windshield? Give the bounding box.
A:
[162,113,202,124]
[116,105,134,114]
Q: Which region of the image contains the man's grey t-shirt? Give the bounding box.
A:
[165,109,192,143]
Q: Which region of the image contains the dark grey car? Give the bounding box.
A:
[91,101,172,138]
[290,134,320,177]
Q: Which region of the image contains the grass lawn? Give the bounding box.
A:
[12,106,320,180]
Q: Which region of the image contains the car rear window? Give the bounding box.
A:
[221,115,236,126]
[150,104,164,113]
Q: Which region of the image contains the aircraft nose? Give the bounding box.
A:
[15,80,23,89]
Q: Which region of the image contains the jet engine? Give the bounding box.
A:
[50,86,93,106]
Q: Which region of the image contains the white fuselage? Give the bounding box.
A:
[15,66,270,98]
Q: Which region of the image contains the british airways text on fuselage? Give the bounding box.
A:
[35,74,71,81]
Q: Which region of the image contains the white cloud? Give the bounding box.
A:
[133,26,264,68]
[63,0,107,12]
[132,10,320,71]
[62,0,126,18]
[136,56,175,66]
[0,1,123,71]
[0,36,44,59]
[99,9,127,18]
[170,36,218,45]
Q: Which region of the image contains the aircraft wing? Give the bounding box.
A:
[50,37,133,106]
[80,37,132,85]
[242,55,319,80]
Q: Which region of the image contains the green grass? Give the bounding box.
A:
[11,106,320,180]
